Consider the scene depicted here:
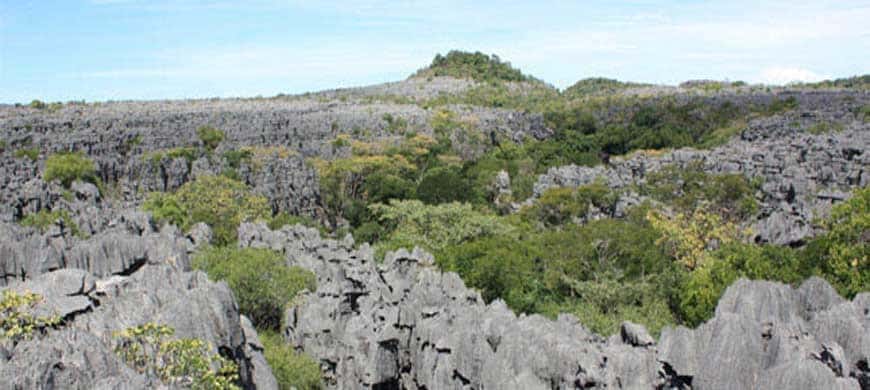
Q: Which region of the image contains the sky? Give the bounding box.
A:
[1,0,868,103]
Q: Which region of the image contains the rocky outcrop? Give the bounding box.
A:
[0,265,277,389]
[659,277,868,389]
[530,96,869,245]
[240,222,869,389]
[0,221,276,389]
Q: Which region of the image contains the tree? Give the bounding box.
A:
[143,175,270,245]
[44,152,98,187]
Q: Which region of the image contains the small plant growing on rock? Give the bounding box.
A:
[113,322,239,389]
[196,126,225,151]
[14,147,39,162]
[259,330,323,390]
[44,152,98,187]
[193,247,316,330]
[20,209,82,237]
[0,291,61,343]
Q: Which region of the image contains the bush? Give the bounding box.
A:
[370,200,514,258]
[20,209,82,237]
[259,331,323,390]
[415,50,531,83]
[416,166,472,204]
[143,175,270,245]
[44,152,97,187]
[113,323,239,389]
[14,147,39,162]
[197,126,225,151]
[193,247,316,329]
[525,182,617,226]
[802,187,869,297]
[1,291,61,344]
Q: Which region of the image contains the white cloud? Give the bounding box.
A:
[757,67,831,85]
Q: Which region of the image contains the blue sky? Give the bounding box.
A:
[1,0,868,103]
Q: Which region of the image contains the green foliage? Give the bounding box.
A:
[0,139,6,152]
[562,78,650,99]
[677,243,802,326]
[371,200,514,258]
[20,209,82,237]
[143,175,270,245]
[44,152,98,187]
[523,182,617,226]
[539,276,677,337]
[415,50,531,83]
[259,331,323,390]
[382,113,408,135]
[29,99,47,109]
[14,147,39,162]
[642,163,758,220]
[766,96,799,114]
[113,323,239,389]
[192,247,316,329]
[439,214,676,331]
[144,147,200,166]
[222,149,253,169]
[0,291,61,343]
[807,121,844,135]
[416,166,472,204]
[196,126,225,151]
[803,187,869,297]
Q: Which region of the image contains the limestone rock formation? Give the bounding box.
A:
[240,222,869,389]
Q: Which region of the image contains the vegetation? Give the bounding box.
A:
[0,291,61,343]
[20,209,82,237]
[562,78,650,99]
[192,247,316,330]
[113,323,239,389]
[14,147,39,162]
[260,331,323,390]
[125,54,867,345]
[414,50,531,83]
[44,152,98,187]
[143,175,270,245]
[197,126,226,151]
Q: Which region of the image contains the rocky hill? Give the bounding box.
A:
[0,53,868,389]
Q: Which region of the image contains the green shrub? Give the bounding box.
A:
[414,50,531,83]
[259,331,323,390]
[416,166,472,204]
[802,187,869,297]
[113,323,239,389]
[1,290,61,344]
[197,126,225,151]
[20,209,82,237]
[766,96,799,114]
[193,247,316,329]
[144,147,200,167]
[29,100,46,109]
[14,148,39,162]
[525,182,617,226]
[143,175,270,246]
[370,200,514,258]
[223,149,253,169]
[44,152,97,187]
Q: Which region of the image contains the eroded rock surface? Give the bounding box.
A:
[0,220,276,389]
[240,222,869,389]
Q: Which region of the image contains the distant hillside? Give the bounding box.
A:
[412,50,533,83]
[562,78,653,99]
